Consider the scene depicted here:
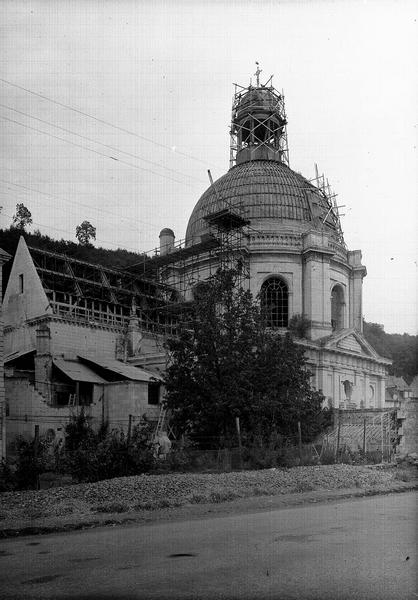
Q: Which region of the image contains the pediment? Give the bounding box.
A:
[337,334,363,353]
[320,328,384,360]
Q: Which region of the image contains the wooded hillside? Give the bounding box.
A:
[0,227,150,294]
[363,322,418,384]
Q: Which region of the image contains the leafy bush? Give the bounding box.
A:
[0,459,17,492]
[288,314,311,339]
[319,446,335,465]
[11,435,51,490]
[61,412,155,483]
[243,446,280,469]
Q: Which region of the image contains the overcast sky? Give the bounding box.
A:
[1,0,417,334]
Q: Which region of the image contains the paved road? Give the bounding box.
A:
[0,492,416,600]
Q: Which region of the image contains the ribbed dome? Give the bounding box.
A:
[185,160,335,244]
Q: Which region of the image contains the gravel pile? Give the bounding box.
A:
[0,465,397,521]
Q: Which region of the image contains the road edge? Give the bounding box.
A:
[1,480,417,539]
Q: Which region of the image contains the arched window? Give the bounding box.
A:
[331,285,344,331]
[260,277,289,328]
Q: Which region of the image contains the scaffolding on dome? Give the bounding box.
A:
[126,171,251,334]
[308,164,346,245]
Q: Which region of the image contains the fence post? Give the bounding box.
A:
[101,384,105,426]
[381,413,384,462]
[363,417,367,455]
[34,424,40,490]
[127,414,133,447]
[297,421,303,463]
[235,416,243,470]
[335,411,341,462]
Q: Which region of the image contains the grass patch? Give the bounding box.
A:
[25,508,48,520]
[209,490,239,503]
[92,503,129,514]
[188,493,209,504]
[54,505,75,516]
[133,498,184,511]
[251,486,271,497]
[393,468,417,482]
[292,481,315,493]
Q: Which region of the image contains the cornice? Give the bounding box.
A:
[22,313,125,333]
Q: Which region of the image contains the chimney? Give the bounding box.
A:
[159,228,175,256]
[34,324,52,401]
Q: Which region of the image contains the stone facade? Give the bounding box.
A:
[0,247,11,460]
[397,400,418,456]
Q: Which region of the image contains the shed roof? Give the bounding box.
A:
[4,348,36,364]
[53,359,106,384]
[77,355,160,382]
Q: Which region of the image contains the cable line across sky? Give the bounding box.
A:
[0,179,174,233]
[1,115,202,188]
[0,77,223,170]
[0,103,207,185]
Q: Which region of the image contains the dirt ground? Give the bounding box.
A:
[1,464,416,539]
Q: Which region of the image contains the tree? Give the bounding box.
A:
[164,269,330,448]
[75,220,96,246]
[12,203,32,230]
[363,321,418,384]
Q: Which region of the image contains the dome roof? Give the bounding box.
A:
[235,87,281,119]
[159,228,175,237]
[185,160,336,244]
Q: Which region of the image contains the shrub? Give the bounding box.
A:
[394,468,416,482]
[243,446,279,469]
[0,459,17,492]
[288,314,311,339]
[319,446,335,465]
[11,435,51,490]
[189,493,209,504]
[61,414,156,483]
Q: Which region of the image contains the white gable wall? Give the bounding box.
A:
[3,237,52,328]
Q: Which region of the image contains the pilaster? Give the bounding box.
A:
[348,250,367,332]
[302,231,334,340]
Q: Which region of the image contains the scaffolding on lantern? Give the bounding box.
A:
[229,67,289,168]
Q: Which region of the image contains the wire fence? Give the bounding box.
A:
[3,407,401,493]
[318,408,398,463]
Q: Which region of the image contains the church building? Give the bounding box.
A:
[158,70,390,409]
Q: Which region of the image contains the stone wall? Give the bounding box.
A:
[5,378,72,447]
[49,319,122,360]
[102,381,160,427]
[5,376,161,452]
[398,399,418,455]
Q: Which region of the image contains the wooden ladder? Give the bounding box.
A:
[154,406,167,439]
